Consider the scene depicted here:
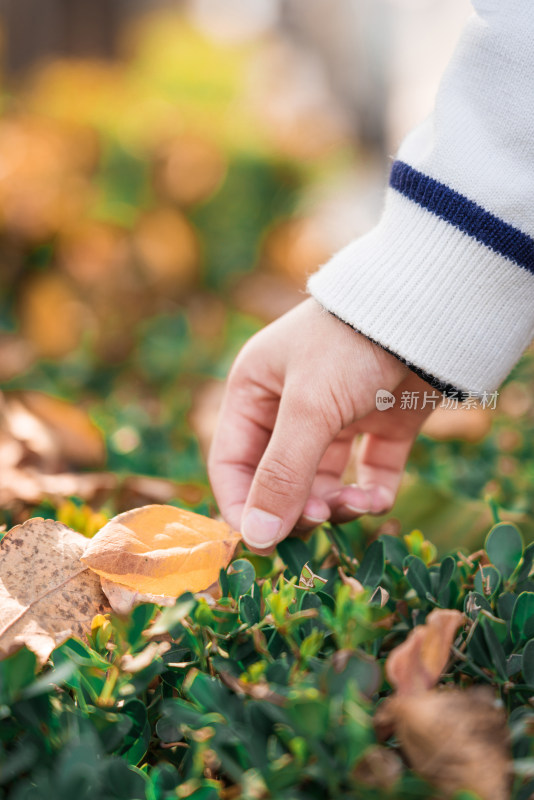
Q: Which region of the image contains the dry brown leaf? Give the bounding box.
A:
[263,217,331,287]
[100,577,177,615]
[133,208,199,291]
[353,746,402,790]
[1,389,106,472]
[100,575,221,615]
[120,641,171,673]
[18,273,86,359]
[337,567,365,596]
[422,405,492,443]
[375,688,510,800]
[82,504,241,598]
[8,390,105,468]
[0,518,109,664]
[387,608,464,695]
[0,334,35,382]
[0,468,116,512]
[218,671,285,707]
[375,609,511,800]
[117,476,204,512]
[153,133,226,206]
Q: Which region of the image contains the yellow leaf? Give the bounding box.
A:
[82,504,241,598]
[0,518,109,664]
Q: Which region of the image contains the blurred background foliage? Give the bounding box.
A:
[0,0,533,548]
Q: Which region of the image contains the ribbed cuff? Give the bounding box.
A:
[307,190,534,394]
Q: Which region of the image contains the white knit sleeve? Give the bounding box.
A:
[307,0,534,395]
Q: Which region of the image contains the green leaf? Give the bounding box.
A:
[464,591,491,620]
[517,543,534,585]
[0,648,36,704]
[239,594,260,626]
[149,763,180,796]
[474,565,501,600]
[511,593,534,643]
[299,631,324,660]
[324,650,381,698]
[380,534,409,570]
[20,661,78,700]
[482,611,508,644]
[157,699,212,741]
[118,699,150,766]
[406,556,433,602]
[437,556,456,595]
[355,540,384,588]
[299,562,327,592]
[227,559,255,599]
[316,591,336,611]
[286,698,329,738]
[515,778,534,800]
[277,538,311,578]
[149,593,197,637]
[466,624,493,671]
[522,639,534,686]
[101,758,150,799]
[496,592,517,621]
[126,603,159,649]
[480,618,507,680]
[183,786,221,800]
[183,670,239,717]
[485,522,523,579]
[507,653,522,678]
[219,567,229,597]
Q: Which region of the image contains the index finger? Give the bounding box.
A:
[208,373,280,531]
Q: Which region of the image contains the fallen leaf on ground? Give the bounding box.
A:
[18,273,86,359]
[0,334,35,382]
[0,468,117,512]
[3,390,105,469]
[82,504,241,600]
[375,609,510,800]
[0,518,109,664]
[117,475,204,512]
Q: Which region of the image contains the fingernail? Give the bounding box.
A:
[338,486,371,514]
[301,514,329,525]
[242,508,283,549]
[372,487,395,514]
[343,503,370,515]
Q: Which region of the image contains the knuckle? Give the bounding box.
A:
[255,457,302,499]
[227,350,251,391]
[291,384,350,437]
[226,334,267,394]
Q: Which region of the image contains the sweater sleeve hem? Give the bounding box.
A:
[307,186,534,395]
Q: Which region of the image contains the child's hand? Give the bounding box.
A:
[208,298,434,553]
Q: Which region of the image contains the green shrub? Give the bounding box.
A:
[2,519,534,799]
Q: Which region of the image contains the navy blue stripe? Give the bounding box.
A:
[390,161,534,275]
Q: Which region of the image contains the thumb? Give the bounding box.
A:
[241,391,333,552]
